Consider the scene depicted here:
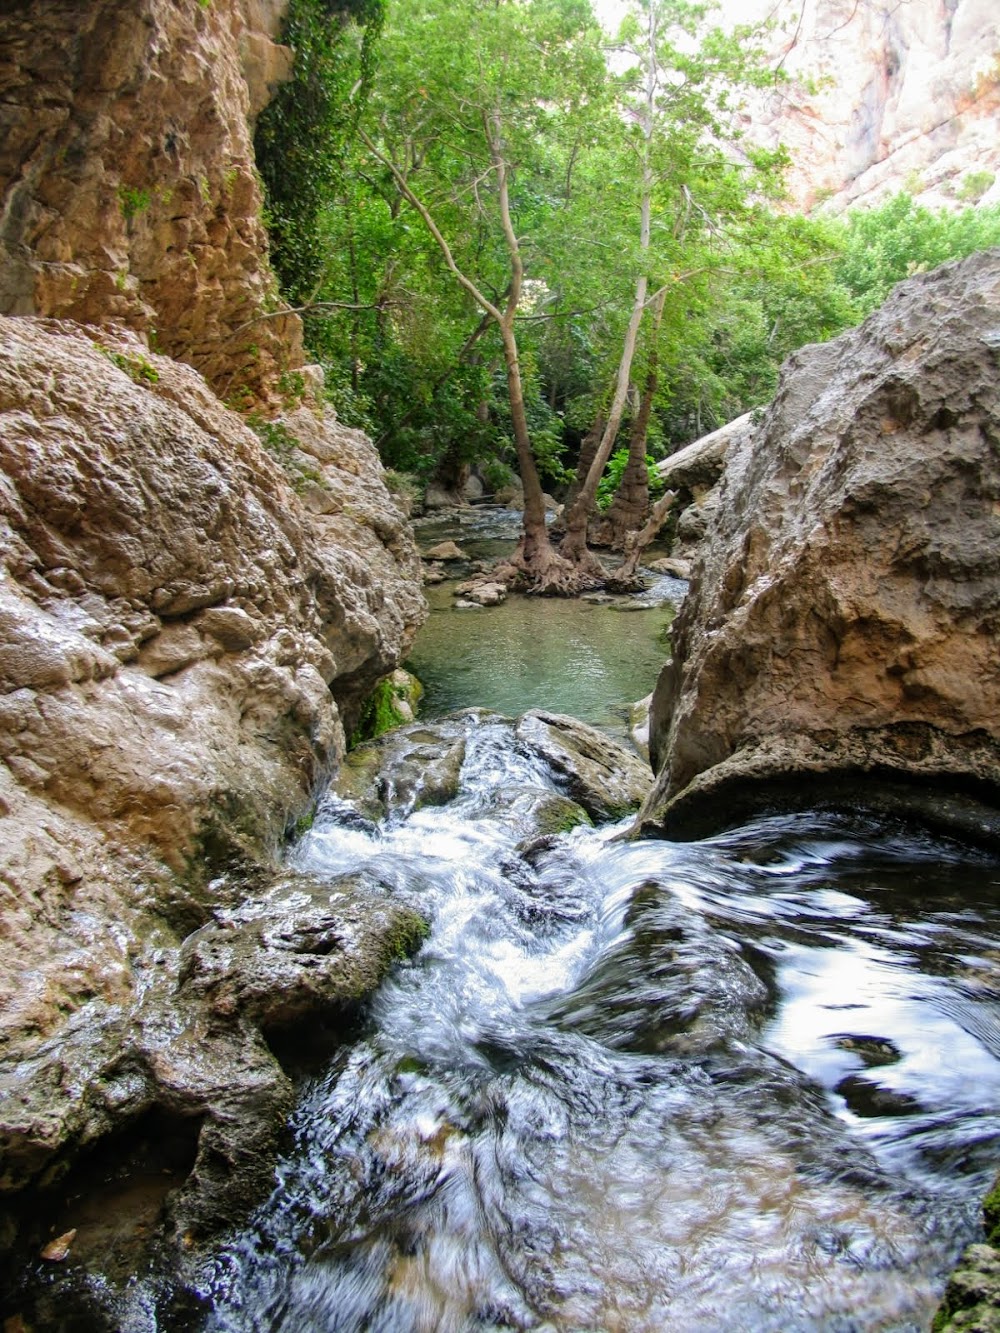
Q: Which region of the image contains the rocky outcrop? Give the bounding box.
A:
[515,710,652,821]
[639,248,1000,843]
[654,412,753,568]
[0,314,425,1223]
[0,0,299,399]
[729,0,1000,214]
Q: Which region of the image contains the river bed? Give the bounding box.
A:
[196,715,1000,1331]
[191,517,1000,1331]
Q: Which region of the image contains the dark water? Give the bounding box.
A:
[181,711,1000,1332]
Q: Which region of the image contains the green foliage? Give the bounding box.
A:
[834,192,1000,316]
[252,0,1000,506]
[99,345,160,385]
[958,170,996,203]
[118,185,151,221]
[248,414,298,462]
[254,0,385,302]
[596,448,664,509]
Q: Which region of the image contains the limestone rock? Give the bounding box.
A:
[726,0,1000,215]
[654,413,748,496]
[646,557,692,580]
[0,315,425,1205]
[178,871,428,1033]
[334,721,469,822]
[515,710,652,821]
[424,541,466,561]
[639,249,1000,844]
[454,579,507,606]
[0,0,301,401]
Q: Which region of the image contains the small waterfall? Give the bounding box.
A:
[194,712,1000,1331]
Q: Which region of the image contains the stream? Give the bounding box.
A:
[11,511,1000,1330]
[188,512,1000,1331]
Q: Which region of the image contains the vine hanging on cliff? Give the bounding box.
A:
[254,0,385,304]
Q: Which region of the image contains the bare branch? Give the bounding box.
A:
[358,125,504,325]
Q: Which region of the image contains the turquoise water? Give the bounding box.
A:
[407,508,683,727]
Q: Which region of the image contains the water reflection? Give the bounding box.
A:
[408,584,680,728]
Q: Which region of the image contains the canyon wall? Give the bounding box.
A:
[734,0,1000,214]
[0,0,298,399]
[0,0,427,1233]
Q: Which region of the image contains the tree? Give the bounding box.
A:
[255,0,385,304]
[359,0,611,591]
[555,0,784,570]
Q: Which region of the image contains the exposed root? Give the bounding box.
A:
[490,540,609,597]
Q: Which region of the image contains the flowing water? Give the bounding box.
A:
[190,707,1000,1332]
[14,512,1000,1330]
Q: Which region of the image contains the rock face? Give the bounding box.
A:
[0,315,425,1222]
[0,0,431,1239]
[726,0,1000,214]
[0,0,299,399]
[654,412,753,568]
[639,248,1000,843]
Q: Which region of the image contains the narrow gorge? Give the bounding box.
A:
[2,1,1000,1329]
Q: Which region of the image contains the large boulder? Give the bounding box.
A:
[0,316,425,1221]
[639,249,1000,844]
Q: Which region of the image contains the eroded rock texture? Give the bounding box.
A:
[0,0,299,398]
[640,248,1000,843]
[731,0,1000,213]
[0,315,425,1224]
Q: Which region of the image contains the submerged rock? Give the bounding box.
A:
[541,880,770,1055]
[335,722,469,821]
[640,250,1000,846]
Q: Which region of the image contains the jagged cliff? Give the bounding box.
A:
[0,0,298,397]
[0,0,426,1239]
[733,0,1000,213]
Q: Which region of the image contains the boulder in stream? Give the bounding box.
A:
[515,709,652,821]
[178,871,428,1036]
[334,721,469,820]
[640,249,1000,846]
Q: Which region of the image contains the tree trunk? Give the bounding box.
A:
[556,4,658,572]
[604,488,677,592]
[604,286,667,549]
[501,322,550,564]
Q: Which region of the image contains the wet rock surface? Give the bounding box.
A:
[0,315,425,1234]
[641,249,1000,845]
[334,721,470,822]
[515,709,652,821]
[178,871,428,1036]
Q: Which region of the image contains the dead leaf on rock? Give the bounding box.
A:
[40,1228,76,1261]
